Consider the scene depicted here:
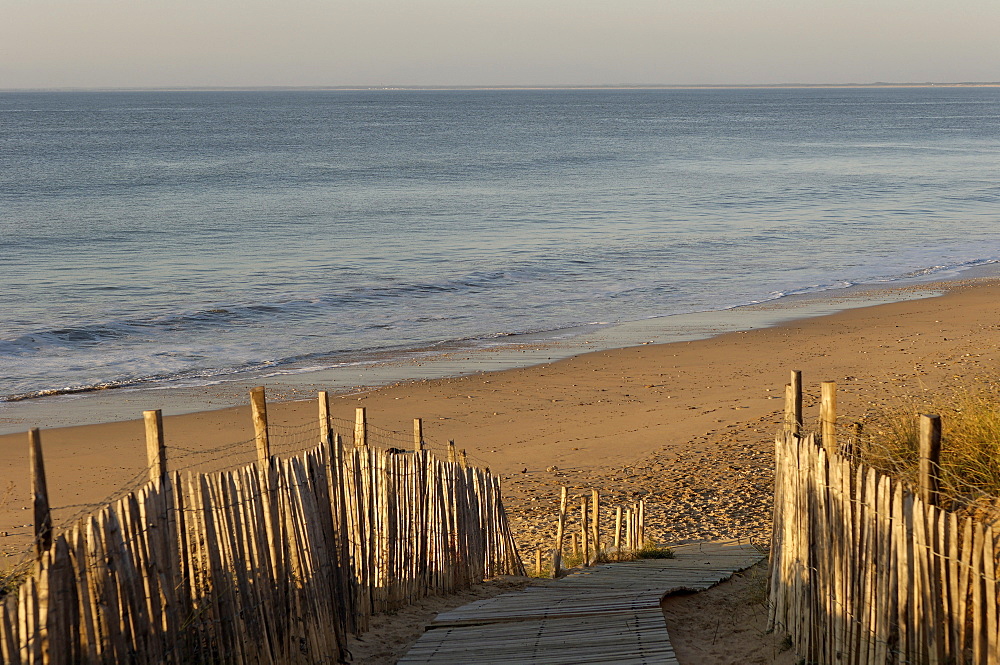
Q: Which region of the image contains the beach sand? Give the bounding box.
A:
[2,276,1000,662]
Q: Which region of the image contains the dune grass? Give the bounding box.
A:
[854,380,1000,517]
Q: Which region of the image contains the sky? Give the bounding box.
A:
[1,0,998,89]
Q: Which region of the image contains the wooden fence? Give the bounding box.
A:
[0,391,523,664]
[769,430,999,664]
[538,487,648,577]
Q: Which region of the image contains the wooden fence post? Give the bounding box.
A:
[591,489,600,563]
[354,407,367,449]
[638,499,645,547]
[614,506,623,551]
[459,449,468,468]
[791,370,802,435]
[319,391,332,443]
[580,496,589,567]
[250,386,271,466]
[535,548,542,577]
[919,414,942,506]
[143,409,167,482]
[784,384,793,433]
[28,428,52,558]
[784,370,803,436]
[447,441,457,464]
[552,486,568,577]
[413,418,424,452]
[821,381,837,451]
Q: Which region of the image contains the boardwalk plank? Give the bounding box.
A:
[399,540,762,664]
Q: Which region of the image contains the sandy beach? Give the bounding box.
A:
[3,276,1000,661]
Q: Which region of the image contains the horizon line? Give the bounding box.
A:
[3,81,1000,93]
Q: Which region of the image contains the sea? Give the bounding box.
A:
[2,86,999,416]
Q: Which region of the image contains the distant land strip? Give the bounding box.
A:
[4,82,1000,93]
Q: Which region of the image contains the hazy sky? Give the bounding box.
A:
[2,0,998,89]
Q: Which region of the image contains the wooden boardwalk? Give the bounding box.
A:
[397,540,765,664]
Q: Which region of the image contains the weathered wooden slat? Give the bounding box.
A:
[402,541,761,664]
[399,610,678,665]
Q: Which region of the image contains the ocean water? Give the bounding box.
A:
[1,87,999,403]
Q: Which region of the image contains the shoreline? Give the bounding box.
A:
[2,273,1000,563]
[3,264,997,436]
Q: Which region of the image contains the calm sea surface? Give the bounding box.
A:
[2,87,999,402]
